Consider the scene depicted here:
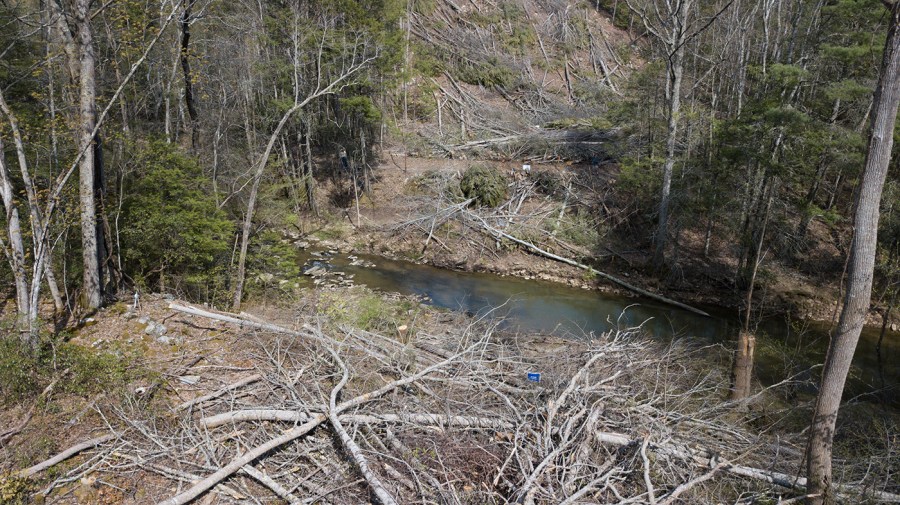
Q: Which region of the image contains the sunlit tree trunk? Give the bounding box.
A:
[0,137,32,344]
[806,3,900,503]
[53,0,103,311]
[76,0,102,311]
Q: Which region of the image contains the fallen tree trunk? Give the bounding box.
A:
[19,433,116,477]
[157,414,328,505]
[169,303,331,343]
[462,210,711,317]
[200,409,515,430]
[327,348,399,505]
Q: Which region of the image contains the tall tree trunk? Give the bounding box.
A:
[653,45,684,268]
[806,4,900,504]
[76,0,102,311]
[303,119,318,216]
[0,137,32,345]
[180,0,199,149]
[0,91,65,316]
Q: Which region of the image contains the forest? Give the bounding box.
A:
[0,0,898,503]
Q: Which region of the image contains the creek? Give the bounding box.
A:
[302,251,898,406]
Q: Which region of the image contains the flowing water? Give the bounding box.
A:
[302,251,898,406]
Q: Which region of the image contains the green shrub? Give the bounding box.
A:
[616,157,661,218]
[120,141,233,296]
[559,208,604,249]
[459,165,509,207]
[318,290,416,334]
[0,473,31,504]
[452,57,517,88]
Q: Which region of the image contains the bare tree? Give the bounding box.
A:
[0,91,66,344]
[0,2,178,340]
[0,135,31,342]
[231,28,376,310]
[806,2,900,504]
[624,0,733,269]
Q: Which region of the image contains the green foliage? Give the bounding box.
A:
[340,95,382,124]
[119,141,233,293]
[761,105,810,131]
[459,165,509,207]
[412,43,445,77]
[593,0,631,29]
[551,207,604,249]
[824,79,871,103]
[766,63,809,88]
[0,328,137,405]
[0,473,31,504]
[452,57,517,88]
[530,170,564,197]
[802,203,842,227]
[617,157,661,212]
[406,81,439,120]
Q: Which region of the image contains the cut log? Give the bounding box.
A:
[169,303,331,344]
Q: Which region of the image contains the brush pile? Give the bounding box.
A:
[14,300,899,504]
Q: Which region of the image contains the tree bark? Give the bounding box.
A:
[0,137,32,344]
[730,331,756,400]
[180,0,199,149]
[74,0,102,311]
[652,22,686,269]
[302,118,318,216]
[0,91,66,319]
[806,3,900,504]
